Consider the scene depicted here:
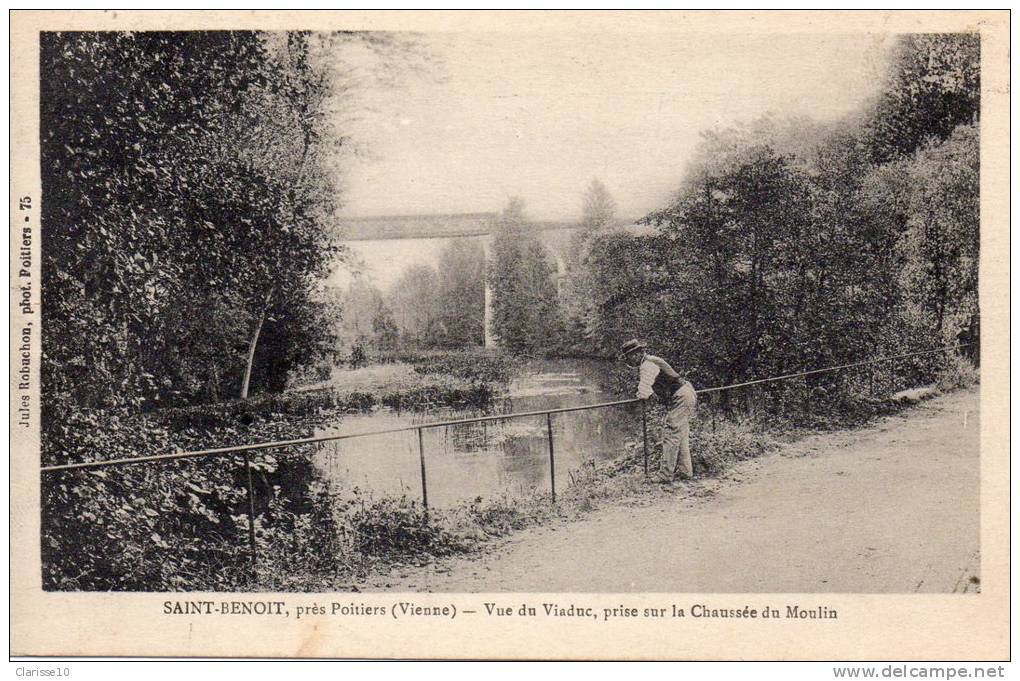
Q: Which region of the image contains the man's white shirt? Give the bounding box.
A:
[636,358,658,399]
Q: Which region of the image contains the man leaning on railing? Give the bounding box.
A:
[619,339,698,483]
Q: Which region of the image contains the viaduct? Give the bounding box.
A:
[339,213,645,347]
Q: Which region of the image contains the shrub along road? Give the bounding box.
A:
[372,386,980,593]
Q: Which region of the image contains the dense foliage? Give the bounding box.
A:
[38,30,410,589]
[487,198,563,353]
[559,178,619,355]
[571,33,980,390]
[337,238,486,352]
[41,31,350,424]
[864,33,980,163]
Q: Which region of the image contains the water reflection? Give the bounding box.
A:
[314,360,639,508]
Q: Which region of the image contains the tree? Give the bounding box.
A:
[42,32,285,412]
[895,124,980,344]
[227,32,346,398]
[633,115,915,388]
[864,33,980,163]
[334,278,398,352]
[579,37,980,405]
[38,30,408,424]
[388,264,442,347]
[371,304,400,351]
[487,198,561,353]
[521,239,563,350]
[647,141,820,386]
[434,238,486,347]
[580,178,617,233]
[560,179,619,353]
[38,29,430,591]
[602,105,977,394]
[584,233,670,356]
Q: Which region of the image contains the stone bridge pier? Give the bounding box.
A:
[481,234,495,348]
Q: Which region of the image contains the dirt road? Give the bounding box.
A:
[372,387,980,593]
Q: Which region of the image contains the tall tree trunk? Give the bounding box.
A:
[240,288,274,399]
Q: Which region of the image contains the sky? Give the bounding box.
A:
[337,32,894,223]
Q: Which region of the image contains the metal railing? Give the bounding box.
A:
[41,343,971,564]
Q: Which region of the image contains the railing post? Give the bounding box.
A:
[417,427,428,510]
[641,400,649,475]
[242,452,258,567]
[757,385,765,433]
[546,413,556,503]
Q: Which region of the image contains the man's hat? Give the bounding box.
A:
[618,339,647,359]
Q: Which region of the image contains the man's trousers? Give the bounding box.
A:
[661,381,697,479]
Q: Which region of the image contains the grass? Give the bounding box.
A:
[286,350,519,413]
[252,412,779,591]
[298,362,419,393]
[46,354,978,592]
[259,371,977,591]
[295,349,520,393]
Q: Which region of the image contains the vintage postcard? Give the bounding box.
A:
[10,10,1010,660]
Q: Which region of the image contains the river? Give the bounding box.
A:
[313,359,643,508]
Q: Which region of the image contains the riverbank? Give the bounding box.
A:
[44,350,519,469]
[41,351,975,591]
[40,349,518,591]
[258,379,976,592]
[366,386,980,593]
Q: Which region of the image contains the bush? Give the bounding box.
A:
[347,495,469,557]
[41,394,329,591]
[936,354,979,392]
[349,345,368,370]
[691,419,779,477]
[466,494,543,536]
[379,383,493,410]
[371,349,520,384]
[258,481,348,580]
[411,351,519,384]
[42,458,257,591]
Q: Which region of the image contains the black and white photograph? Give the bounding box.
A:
[11,9,1009,662]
